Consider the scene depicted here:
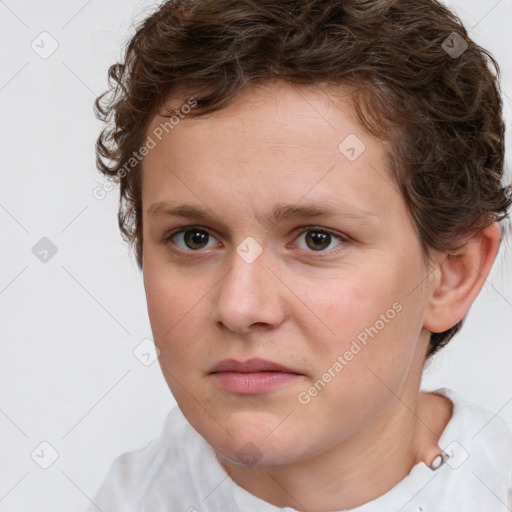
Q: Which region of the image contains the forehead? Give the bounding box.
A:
[141,81,400,221]
[147,81,370,149]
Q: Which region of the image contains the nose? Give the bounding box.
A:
[213,241,285,334]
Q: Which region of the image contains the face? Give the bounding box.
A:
[141,81,433,467]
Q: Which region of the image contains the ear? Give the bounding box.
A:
[423,222,502,333]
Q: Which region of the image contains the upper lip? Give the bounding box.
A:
[210,358,301,374]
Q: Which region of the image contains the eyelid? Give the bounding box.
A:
[294,225,347,241]
[164,225,220,242]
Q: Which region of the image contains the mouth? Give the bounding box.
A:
[209,357,302,374]
[209,358,304,394]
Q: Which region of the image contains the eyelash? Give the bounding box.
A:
[162,225,348,258]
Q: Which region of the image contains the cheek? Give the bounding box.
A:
[288,275,423,442]
[144,272,206,403]
[143,260,189,342]
[143,261,216,373]
[297,264,405,343]
[302,258,425,384]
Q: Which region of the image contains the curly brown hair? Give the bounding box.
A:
[94,0,511,358]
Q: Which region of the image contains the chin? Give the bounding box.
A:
[204,419,315,468]
[214,441,304,468]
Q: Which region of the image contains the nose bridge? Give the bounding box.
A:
[223,235,269,303]
[214,235,282,330]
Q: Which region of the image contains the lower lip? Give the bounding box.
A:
[211,371,302,394]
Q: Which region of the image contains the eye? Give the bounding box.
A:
[165,227,220,252]
[164,225,347,256]
[293,227,346,254]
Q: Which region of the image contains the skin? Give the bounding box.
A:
[140,80,500,511]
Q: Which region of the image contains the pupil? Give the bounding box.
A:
[185,230,208,249]
[306,231,330,251]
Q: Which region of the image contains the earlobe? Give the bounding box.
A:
[423,222,502,334]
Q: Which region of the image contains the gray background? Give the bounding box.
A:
[0,0,511,510]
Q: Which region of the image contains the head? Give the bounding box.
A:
[95,0,511,468]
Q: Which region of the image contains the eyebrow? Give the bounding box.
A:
[146,201,380,227]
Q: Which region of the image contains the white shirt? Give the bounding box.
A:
[89,388,512,512]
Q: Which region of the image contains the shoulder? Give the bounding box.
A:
[88,405,232,511]
[88,406,185,512]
